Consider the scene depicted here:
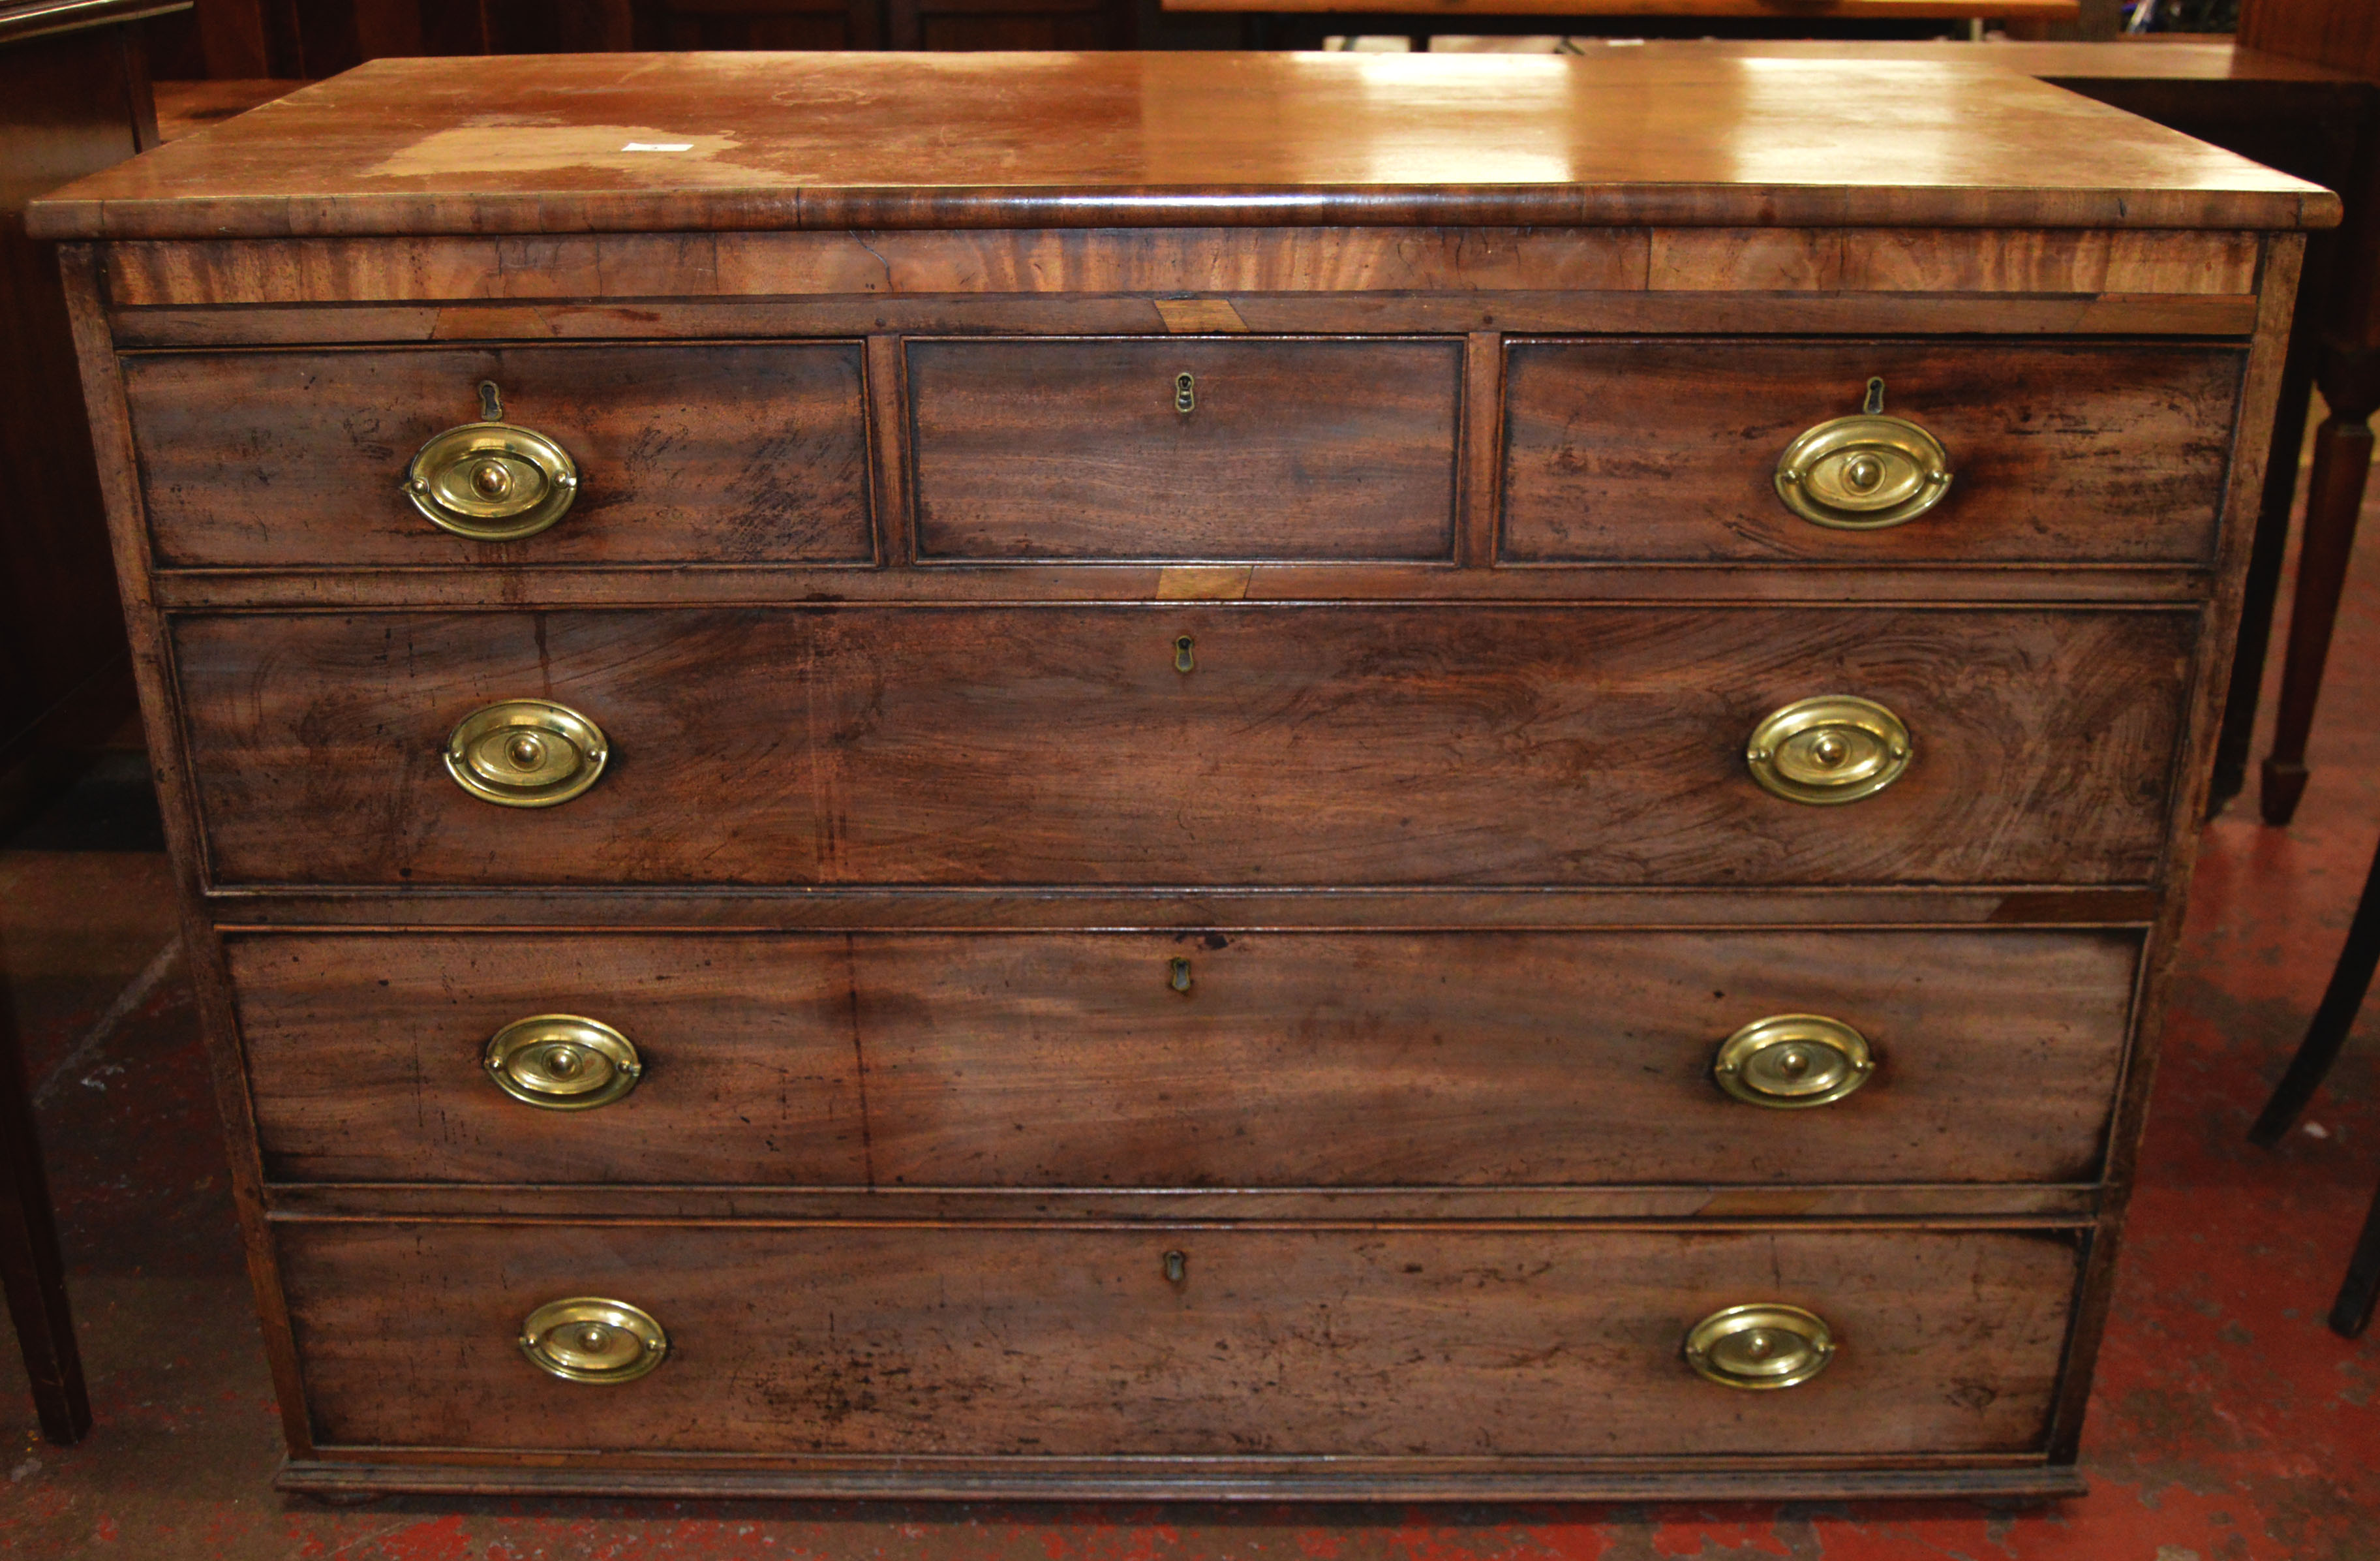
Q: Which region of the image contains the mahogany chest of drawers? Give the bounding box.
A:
[29,50,2336,1502]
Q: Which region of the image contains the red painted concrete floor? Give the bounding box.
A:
[6,496,2380,1558]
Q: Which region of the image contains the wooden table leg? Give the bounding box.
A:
[0,961,91,1445]
[2262,342,2380,826]
[2209,347,2317,818]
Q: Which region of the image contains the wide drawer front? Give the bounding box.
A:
[1501,339,2242,564]
[174,606,2191,888]
[908,337,1461,561]
[229,928,2138,1188]
[123,344,874,566]
[280,1222,2079,1457]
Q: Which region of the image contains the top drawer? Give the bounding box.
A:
[123,343,875,567]
[909,337,1461,561]
[1501,339,2243,565]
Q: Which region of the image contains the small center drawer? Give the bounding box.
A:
[230,929,2137,1189]
[908,337,1462,561]
[278,1221,2080,1459]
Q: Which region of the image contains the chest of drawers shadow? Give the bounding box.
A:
[28,49,2336,1502]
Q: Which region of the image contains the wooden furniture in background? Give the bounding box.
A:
[2225,0,2380,824]
[29,49,2330,1501]
[0,0,176,826]
[0,0,175,1444]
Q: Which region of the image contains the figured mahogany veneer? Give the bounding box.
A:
[123,343,874,567]
[277,1223,2081,1460]
[228,928,2138,1188]
[28,52,2334,1502]
[173,606,2192,889]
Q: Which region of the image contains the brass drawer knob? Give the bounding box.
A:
[444,700,609,808]
[403,380,580,542]
[1684,1303,1836,1391]
[1774,378,1951,531]
[1713,1014,1874,1109]
[1745,694,1910,805]
[518,1297,668,1383]
[484,1015,643,1111]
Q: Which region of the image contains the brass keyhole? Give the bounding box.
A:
[1163,1250,1188,1283]
[479,379,505,422]
[1863,376,1886,416]
[1168,956,1193,994]
[1174,635,1196,674]
[1174,373,1196,414]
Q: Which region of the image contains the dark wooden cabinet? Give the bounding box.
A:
[0,0,168,820]
[27,50,2332,1502]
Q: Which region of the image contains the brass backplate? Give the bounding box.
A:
[484,1015,643,1111]
[404,420,580,542]
[443,700,609,808]
[1745,694,1911,806]
[1683,1303,1836,1391]
[1775,412,1951,531]
[1713,1014,1875,1109]
[518,1297,669,1384]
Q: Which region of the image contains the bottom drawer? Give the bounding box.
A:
[280,1223,2080,1459]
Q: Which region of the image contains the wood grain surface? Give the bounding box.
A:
[123,343,873,567]
[170,605,2195,890]
[226,927,2138,1188]
[23,54,2338,240]
[94,227,2268,309]
[1501,339,2243,564]
[909,337,1460,561]
[276,1222,2081,1459]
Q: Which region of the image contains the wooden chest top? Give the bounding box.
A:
[25,50,2340,239]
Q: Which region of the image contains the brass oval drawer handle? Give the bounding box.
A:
[1713,1014,1874,1109]
[519,1297,668,1384]
[1775,378,1951,531]
[403,380,581,542]
[484,1015,643,1111]
[444,700,609,808]
[1684,1303,1836,1391]
[1745,694,1910,806]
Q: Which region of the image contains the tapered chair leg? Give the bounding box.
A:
[2252,835,2380,1148]
[2262,342,2380,827]
[0,961,90,1445]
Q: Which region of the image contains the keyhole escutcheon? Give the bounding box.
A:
[1168,956,1193,995]
[1163,1250,1189,1284]
[1174,372,1196,414]
[1174,635,1196,674]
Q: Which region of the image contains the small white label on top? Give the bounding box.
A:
[622,142,695,152]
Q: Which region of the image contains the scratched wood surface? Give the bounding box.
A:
[277,1222,2080,1458]
[1501,339,2244,565]
[228,927,2137,1188]
[23,54,2336,239]
[170,606,2193,890]
[909,337,1461,561]
[123,343,874,567]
